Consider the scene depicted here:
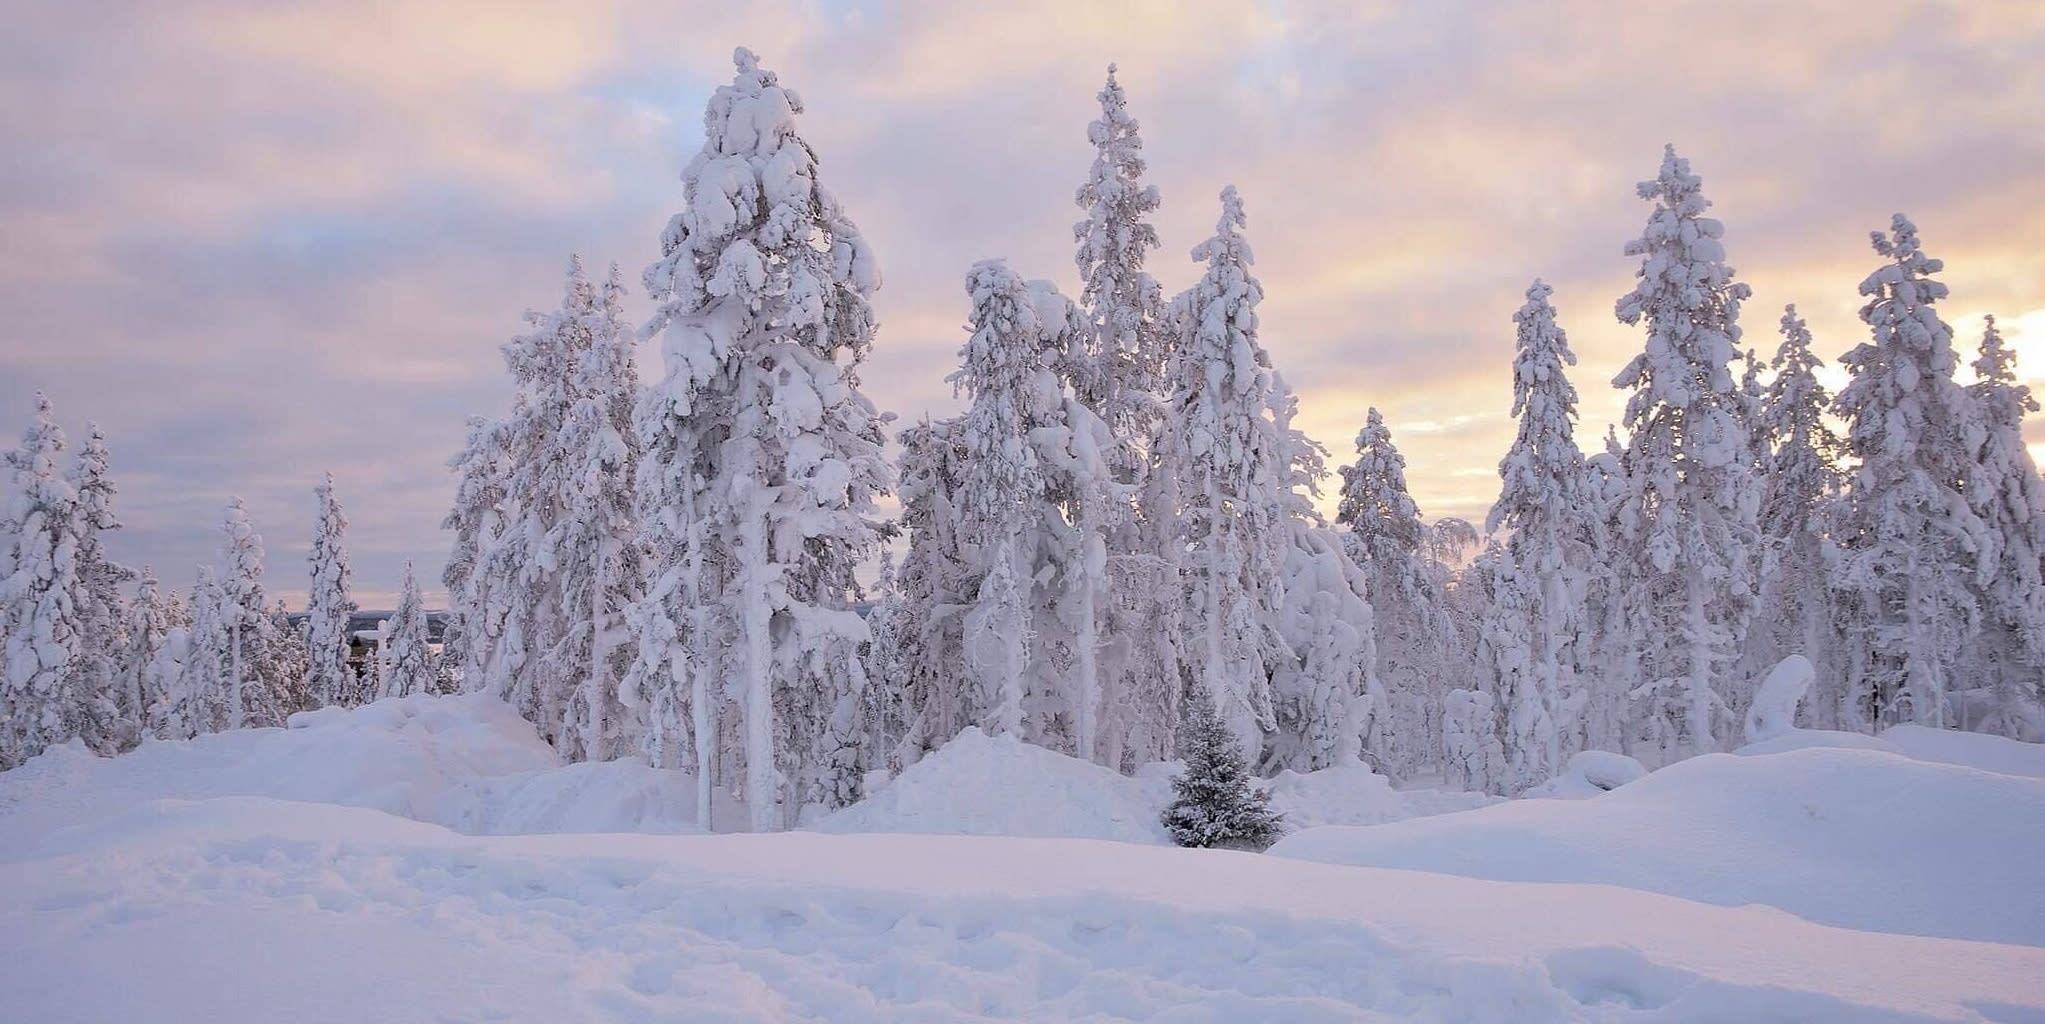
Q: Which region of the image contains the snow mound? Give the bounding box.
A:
[817,727,1171,843]
[1272,744,2045,946]
[822,733,1493,844]
[1523,749,1648,799]
[1740,722,2045,778]
[0,693,699,857]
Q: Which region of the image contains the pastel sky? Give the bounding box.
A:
[4,0,2041,608]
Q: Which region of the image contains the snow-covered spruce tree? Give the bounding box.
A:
[1831,216,1988,730]
[123,567,180,739]
[1753,306,1847,725]
[215,498,297,729]
[489,259,597,745]
[1579,431,1641,753]
[255,600,310,716]
[1470,546,1534,796]
[944,260,1119,757]
[174,566,227,738]
[1609,146,1760,760]
[634,48,891,830]
[0,393,84,768]
[1484,279,1595,790]
[1163,186,1341,771]
[1272,517,1380,773]
[305,473,359,707]
[1335,407,1441,776]
[554,260,644,762]
[66,423,134,752]
[867,416,973,768]
[1162,675,1285,851]
[379,561,435,699]
[1963,314,2045,734]
[1072,65,1179,766]
[442,415,507,695]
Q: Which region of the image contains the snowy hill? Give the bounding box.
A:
[3,693,2043,1022]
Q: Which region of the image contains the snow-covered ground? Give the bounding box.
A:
[3,694,2042,1022]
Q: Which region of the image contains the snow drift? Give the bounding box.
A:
[0,693,699,857]
[1272,737,2045,946]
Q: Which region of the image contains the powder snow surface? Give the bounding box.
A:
[1273,735,2045,946]
[3,693,2042,1022]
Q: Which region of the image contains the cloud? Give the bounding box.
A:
[2,0,2041,606]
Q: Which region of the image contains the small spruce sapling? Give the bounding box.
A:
[1162,681,1285,850]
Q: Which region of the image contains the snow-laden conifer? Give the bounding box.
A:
[380,561,435,699]
[1484,280,1594,789]
[1610,146,1760,759]
[173,566,227,738]
[66,422,133,752]
[1754,306,1846,724]
[554,260,644,761]
[306,473,358,707]
[442,416,506,694]
[0,394,82,768]
[1963,314,2045,734]
[1270,523,1379,772]
[1161,677,1285,850]
[1831,216,1987,729]
[1335,408,1441,774]
[1071,67,1179,764]
[634,48,891,830]
[216,498,294,728]
[869,417,972,767]
[488,259,593,743]
[1163,187,1328,765]
[944,260,1118,757]
[123,566,180,739]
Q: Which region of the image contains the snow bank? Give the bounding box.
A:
[6,795,2041,1023]
[1261,761,1497,828]
[0,693,699,856]
[1740,722,2045,778]
[1273,743,2045,945]
[822,730,1492,843]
